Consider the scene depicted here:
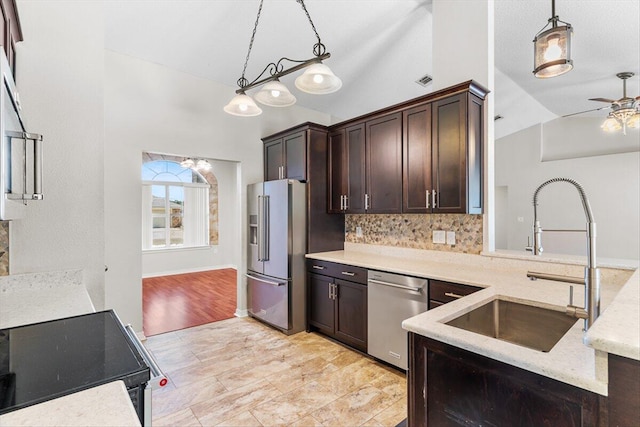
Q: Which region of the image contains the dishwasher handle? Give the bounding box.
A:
[367,278,424,292]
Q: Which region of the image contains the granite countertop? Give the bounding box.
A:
[306,243,639,396]
[0,381,141,427]
[0,270,95,329]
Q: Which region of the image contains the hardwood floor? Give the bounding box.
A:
[145,317,407,426]
[143,269,237,336]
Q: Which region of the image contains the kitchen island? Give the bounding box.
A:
[307,242,639,425]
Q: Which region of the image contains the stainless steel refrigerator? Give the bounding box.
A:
[246,179,306,334]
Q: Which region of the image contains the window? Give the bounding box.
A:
[142,160,210,250]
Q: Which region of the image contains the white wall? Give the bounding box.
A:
[104,50,331,330]
[495,123,640,260]
[142,158,239,277]
[12,1,106,308]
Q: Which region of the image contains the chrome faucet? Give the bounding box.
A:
[525,178,601,331]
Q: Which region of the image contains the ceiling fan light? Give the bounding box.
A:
[224,93,262,117]
[180,158,196,169]
[196,159,212,171]
[533,24,573,79]
[254,80,297,107]
[627,112,640,129]
[295,63,342,94]
[601,115,622,132]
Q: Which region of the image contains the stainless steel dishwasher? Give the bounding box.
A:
[367,270,428,370]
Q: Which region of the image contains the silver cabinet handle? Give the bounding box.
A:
[246,273,284,286]
[312,265,325,270]
[328,282,333,299]
[340,195,345,211]
[344,195,348,210]
[364,194,370,210]
[432,190,437,208]
[368,278,423,292]
[341,271,355,277]
[444,292,464,299]
[333,283,338,300]
[426,190,430,209]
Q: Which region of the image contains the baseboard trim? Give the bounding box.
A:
[142,264,238,279]
[235,309,248,318]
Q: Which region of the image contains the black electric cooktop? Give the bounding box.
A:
[0,310,150,414]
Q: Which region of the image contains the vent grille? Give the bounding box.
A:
[415,74,433,87]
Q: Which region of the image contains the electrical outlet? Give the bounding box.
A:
[433,230,446,244]
[446,231,456,245]
[356,226,363,238]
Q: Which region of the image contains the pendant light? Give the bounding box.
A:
[224,0,341,117]
[254,79,297,107]
[533,0,573,78]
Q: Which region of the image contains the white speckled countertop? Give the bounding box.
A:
[0,270,95,329]
[0,381,141,427]
[307,243,639,396]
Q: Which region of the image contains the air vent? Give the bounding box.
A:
[494,115,504,121]
[415,74,433,87]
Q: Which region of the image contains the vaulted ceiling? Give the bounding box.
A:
[104,0,640,133]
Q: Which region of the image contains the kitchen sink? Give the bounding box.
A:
[445,298,578,352]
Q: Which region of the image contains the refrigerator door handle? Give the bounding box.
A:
[262,195,270,261]
[245,273,284,287]
[257,195,264,261]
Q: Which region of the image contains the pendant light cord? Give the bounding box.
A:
[297,0,326,56]
[239,0,265,88]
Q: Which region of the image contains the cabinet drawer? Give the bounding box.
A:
[429,280,481,304]
[306,259,368,285]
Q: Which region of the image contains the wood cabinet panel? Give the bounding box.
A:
[608,354,640,427]
[366,113,402,213]
[403,103,432,213]
[307,273,335,335]
[264,139,284,181]
[408,334,604,427]
[284,131,306,181]
[334,279,367,351]
[327,130,346,213]
[346,123,366,213]
[0,0,22,75]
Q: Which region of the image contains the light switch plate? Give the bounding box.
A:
[433,230,446,244]
[356,226,363,238]
[446,231,456,245]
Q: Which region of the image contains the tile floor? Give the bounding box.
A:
[144,317,407,426]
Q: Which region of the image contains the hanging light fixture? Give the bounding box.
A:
[533,0,573,79]
[224,0,341,116]
[598,72,640,135]
[181,158,213,171]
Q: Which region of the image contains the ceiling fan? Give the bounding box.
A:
[562,72,640,133]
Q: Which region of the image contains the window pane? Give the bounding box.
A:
[152,185,166,214]
[170,227,183,246]
[152,229,166,247]
[154,172,181,182]
[153,217,166,229]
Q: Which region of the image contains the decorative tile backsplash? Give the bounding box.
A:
[0,221,8,276]
[345,214,483,254]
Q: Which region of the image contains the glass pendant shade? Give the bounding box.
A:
[627,112,640,129]
[601,115,622,132]
[196,159,212,171]
[533,25,573,78]
[223,93,262,116]
[180,158,195,169]
[254,80,297,107]
[295,63,342,94]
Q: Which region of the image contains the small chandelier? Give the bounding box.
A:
[600,72,640,135]
[533,0,573,79]
[224,0,342,117]
[180,158,212,171]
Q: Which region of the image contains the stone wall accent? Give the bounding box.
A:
[345,214,483,254]
[0,221,8,276]
[142,152,218,245]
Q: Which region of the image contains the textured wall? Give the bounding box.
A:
[0,221,8,275]
[345,214,483,254]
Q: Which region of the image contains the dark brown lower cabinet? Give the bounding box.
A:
[307,271,367,352]
[608,354,640,427]
[408,333,605,427]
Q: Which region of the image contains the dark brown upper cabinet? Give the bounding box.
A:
[328,80,487,216]
[263,130,306,181]
[262,123,344,253]
[328,114,402,214]
[1,0,23,75]
[403,91,484,214]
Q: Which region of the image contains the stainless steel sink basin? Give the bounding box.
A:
[445,298,578,352]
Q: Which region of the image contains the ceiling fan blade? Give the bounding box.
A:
[588,97,616,103]
[562,106,610,118]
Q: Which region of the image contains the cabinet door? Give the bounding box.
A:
[432,93,467,213]
[403,103,432,213]
[284,131,306,180]
[264,138,284,181]
[366,113,402,213]
[327,129,346,213]
[307,273,335,335]
[334,279,367,352]
[345,123,366,213]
